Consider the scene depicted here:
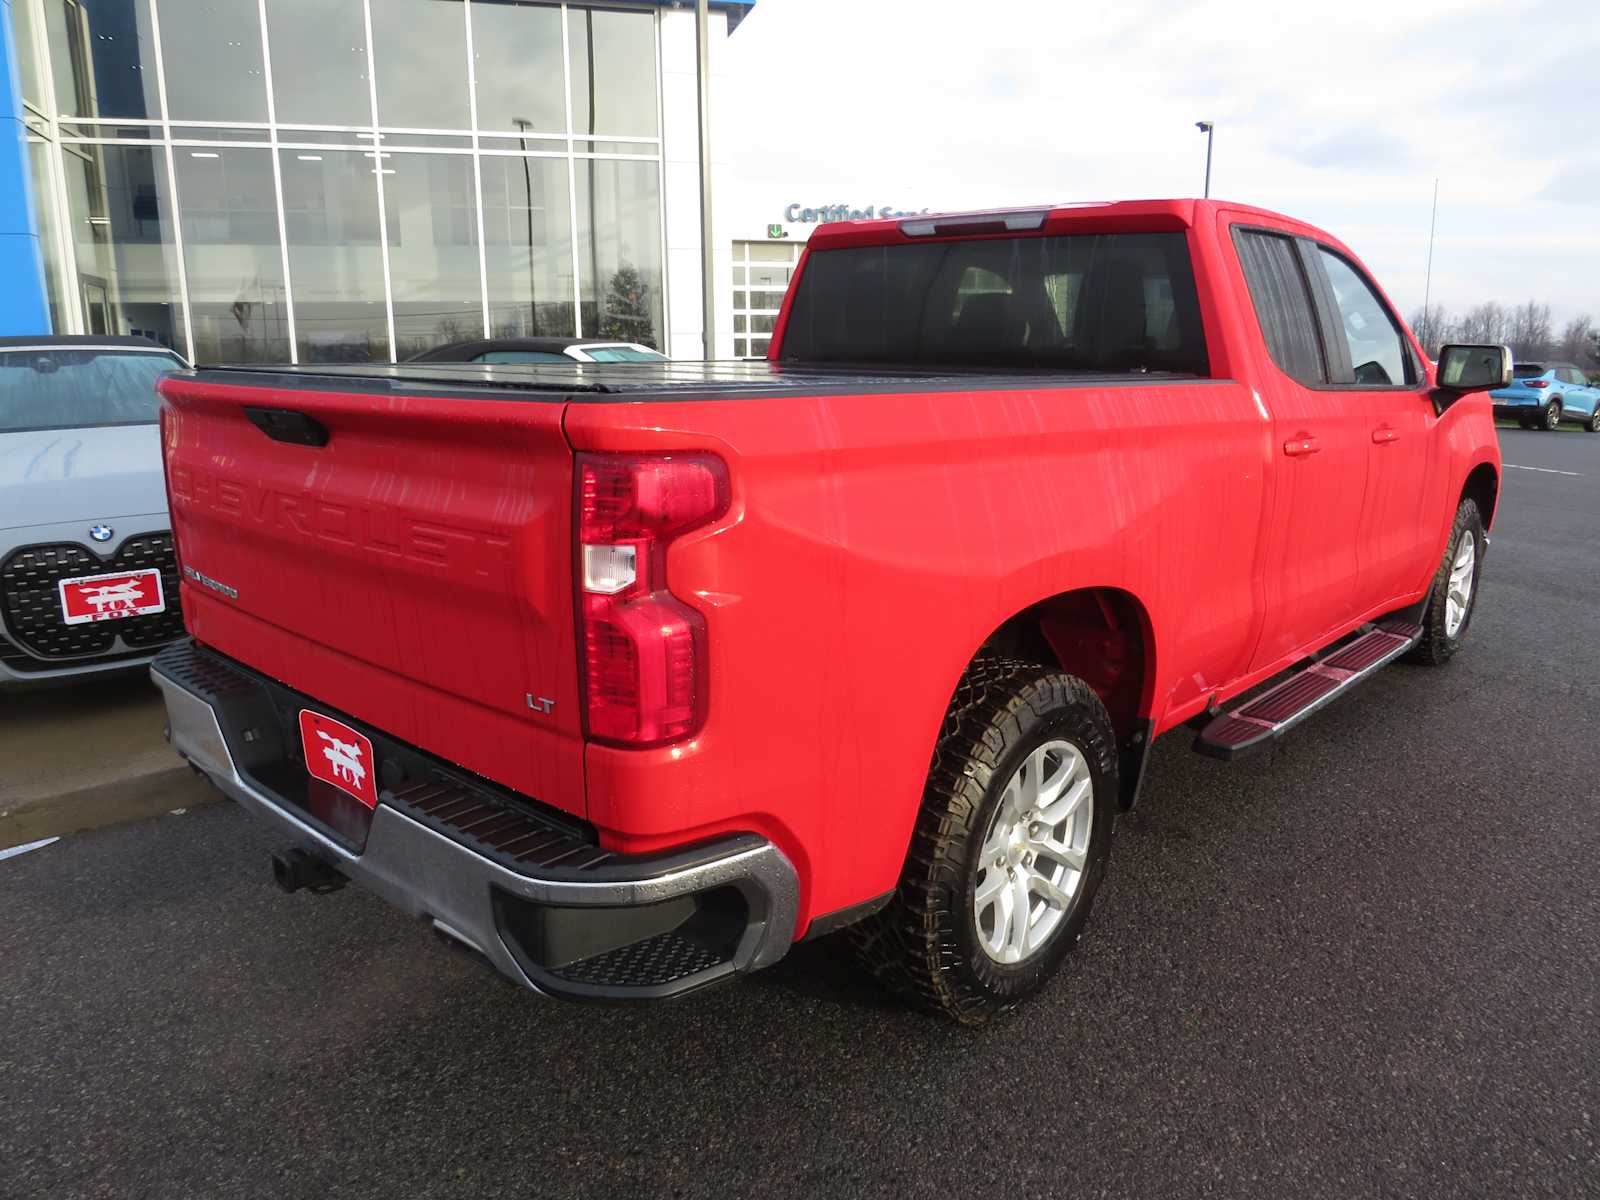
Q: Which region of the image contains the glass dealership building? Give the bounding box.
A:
[0,0,747,362]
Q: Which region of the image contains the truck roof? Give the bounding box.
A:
[176,360,1213,403]
[804,197,1324,250]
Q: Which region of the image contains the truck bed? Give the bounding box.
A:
[182,360,1211,401]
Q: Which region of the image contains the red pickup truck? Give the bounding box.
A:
[153,199,1507,1022]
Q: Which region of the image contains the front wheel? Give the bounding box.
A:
[851,659,1117,1024]
[1406,498,1485,666]
[1543,400,1562,430]
[1586,409,1600,434]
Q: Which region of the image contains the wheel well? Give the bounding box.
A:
[975,588,1153,746]
[1462,463,1499,531]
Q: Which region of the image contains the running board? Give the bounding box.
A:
[1193,620,1423,760]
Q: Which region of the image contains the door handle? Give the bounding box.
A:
[1282,435,1321,457]
[1371,426,1400,445]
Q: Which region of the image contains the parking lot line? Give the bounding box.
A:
[1503,463,1583,477]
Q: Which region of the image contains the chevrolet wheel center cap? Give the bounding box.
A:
[89,525,114,543]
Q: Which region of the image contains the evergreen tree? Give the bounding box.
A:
[599,264,656,348]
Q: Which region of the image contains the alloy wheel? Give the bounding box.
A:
[973,739,1094,964]
[1445,528,1476,639]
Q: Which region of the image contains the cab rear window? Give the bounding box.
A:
[779,232,1208,374]
[1513,364,1546,378]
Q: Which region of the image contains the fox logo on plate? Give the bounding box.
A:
[298,710,379,809]
[58,569,165,625]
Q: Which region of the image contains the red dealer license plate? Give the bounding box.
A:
[299,710,379,811]
[58,568,165,624]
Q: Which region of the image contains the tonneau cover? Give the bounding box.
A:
[176,360,1206,401]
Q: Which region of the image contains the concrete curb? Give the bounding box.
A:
[0,765,221,850]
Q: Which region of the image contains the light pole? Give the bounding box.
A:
[513,117,538,335]
[1195,121,1214,199]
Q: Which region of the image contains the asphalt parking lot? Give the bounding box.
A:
[3,428,1598,1200]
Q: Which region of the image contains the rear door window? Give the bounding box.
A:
[1232,229,1326,385]
[779,231,1208,374]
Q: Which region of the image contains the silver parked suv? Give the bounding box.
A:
[0,336,188,689]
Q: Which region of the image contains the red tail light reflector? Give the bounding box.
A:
[576,453,729,747]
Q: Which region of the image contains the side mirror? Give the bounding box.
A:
[1435,343,1512,392]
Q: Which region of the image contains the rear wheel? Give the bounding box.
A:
[1543,399,1562,430]
[1406,498,1485,666]
[851,659,1117,1024]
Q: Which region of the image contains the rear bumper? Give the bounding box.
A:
[1491,394,1542,412]
[152,641,798,1001]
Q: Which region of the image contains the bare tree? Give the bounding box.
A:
[1558,315,1595,366]
[1505,300,1554,360]
[1408,304,1453,357]
[1456,301,1507,346]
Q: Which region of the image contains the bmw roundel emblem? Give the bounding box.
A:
[89,525,114,543]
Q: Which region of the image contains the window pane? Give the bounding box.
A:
[16,0,45,107]
[371,0,470,130]
[156,0,268,122]
[481,154,575,338]
[385,153,483,359]
[747,263,787,288]
[584,346,662,361]
[471,1,565,134]
[63,144,184,353]
[278,149,387,361]
[568,8,657,137]
[1234,230,1325,385]
[174,147,289,363]
[27,142,73,332]
[1319,249,1408,386]
[733,338,746,357]
[266,0,371,127]
[747,243,792,262]
[480,350,568,363]
[574,158,662,348]
[0,349,181,431]
[733,314,745,333]
[751,290,785,310]
[51,0,161,119]
[781,232,1208,373]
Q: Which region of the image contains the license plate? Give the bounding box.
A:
[299,709,379,810]
[58,568,165,625]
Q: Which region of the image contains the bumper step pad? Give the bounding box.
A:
[1193,620,1422,759]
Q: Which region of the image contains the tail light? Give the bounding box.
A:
[576,453,729,747]
[1525,379,1549,388]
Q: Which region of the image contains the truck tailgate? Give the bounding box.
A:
[158,376,585,818]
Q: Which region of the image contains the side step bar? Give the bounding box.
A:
[1194,620,1423,760]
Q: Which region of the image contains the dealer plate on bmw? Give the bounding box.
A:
[57,568,166,624]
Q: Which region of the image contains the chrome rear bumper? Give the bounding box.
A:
[152,647,798,1001]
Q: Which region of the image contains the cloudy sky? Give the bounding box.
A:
[723,0,1599,327]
